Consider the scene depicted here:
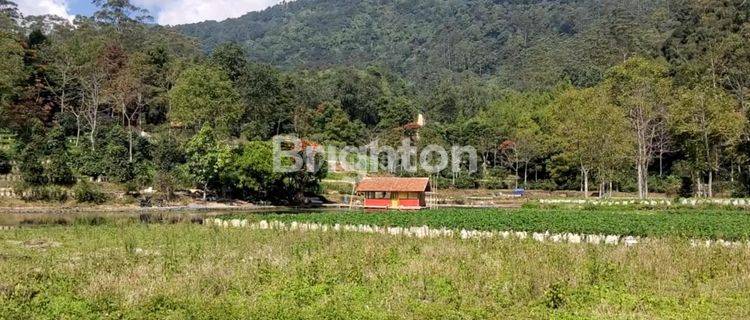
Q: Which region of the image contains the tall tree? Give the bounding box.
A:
[168,65,243,134]
[80,69,106,151]
[185,125,232,200]
[236,63,292,140]
[209,42,248,83]
[481,90,551,185]
[92,0,152,30]
[44,34,84,145]
[552,86,632,197]
[108,54,147,162]
[605,57,672,198]
[0,11,24,122]
[672,85,746,197]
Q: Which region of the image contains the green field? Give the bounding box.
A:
[230,208,750,241]
[1,220,750,319]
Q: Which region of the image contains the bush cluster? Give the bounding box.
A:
[72,181,108,204]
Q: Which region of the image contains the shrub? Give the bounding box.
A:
[73,181,107,204]
[545,283,568,309]
[526,180,558,191]
[452,175,479,189]
[73,146,105,179]
[18,147,46,186]
[648,175,681,195]
[102,144,133,183]
[0,149,11,174]
[480,178,506,190]
[47,155,75,186]
[154,171,179,202]
[132,162,155,189]
[153,136,184,172]
[322,181,354,194]
[714,180,739,196]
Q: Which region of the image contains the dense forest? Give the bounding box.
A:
[178,0,672,90]
[1,0,749,204]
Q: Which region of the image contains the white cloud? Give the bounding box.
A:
[14,0,75,21]
[134,0,284,25]
[15,0,285,26]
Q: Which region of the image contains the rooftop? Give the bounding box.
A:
[356,177,431,193]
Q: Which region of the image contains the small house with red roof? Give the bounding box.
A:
[356,177,431,209]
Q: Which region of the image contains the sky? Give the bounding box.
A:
[14,0,285,25]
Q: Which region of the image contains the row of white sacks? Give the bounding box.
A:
[203,219,749,248]
[540,198,750,207]
[0,188,16,198]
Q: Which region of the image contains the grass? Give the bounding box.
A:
[226,208,750,241]
[0,222,749,319]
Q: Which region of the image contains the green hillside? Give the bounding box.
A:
[177,0,671,90]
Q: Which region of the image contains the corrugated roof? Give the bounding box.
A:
[356,177,431,192]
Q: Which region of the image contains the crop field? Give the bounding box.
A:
[2,208,750,318]
[0,221,749,319]
[232,208,750,241]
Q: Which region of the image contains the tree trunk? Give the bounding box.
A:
[75,116,81,147]
[89,128,96,151]
[523,161,528,187]
[128,126,133,163]
[695,171,702,197]
[708,170,713,198]
[659,153,663,177]
[482,153,488,178]
[582,167,589,198]
[643,166,649,198]
[636,162,646,199]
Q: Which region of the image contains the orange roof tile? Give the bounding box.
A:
[356,177,431,193]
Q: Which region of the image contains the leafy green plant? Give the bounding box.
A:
[545,283,568,309]
[72,181,107,204]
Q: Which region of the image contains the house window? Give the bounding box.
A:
[368,192,389,199]
[399,192,417,199]
[365,192,401,199]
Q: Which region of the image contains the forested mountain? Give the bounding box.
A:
[177,0,672,90]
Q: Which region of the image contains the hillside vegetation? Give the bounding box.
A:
[178,0,672,90]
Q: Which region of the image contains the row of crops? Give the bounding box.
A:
[228,208,750,240]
